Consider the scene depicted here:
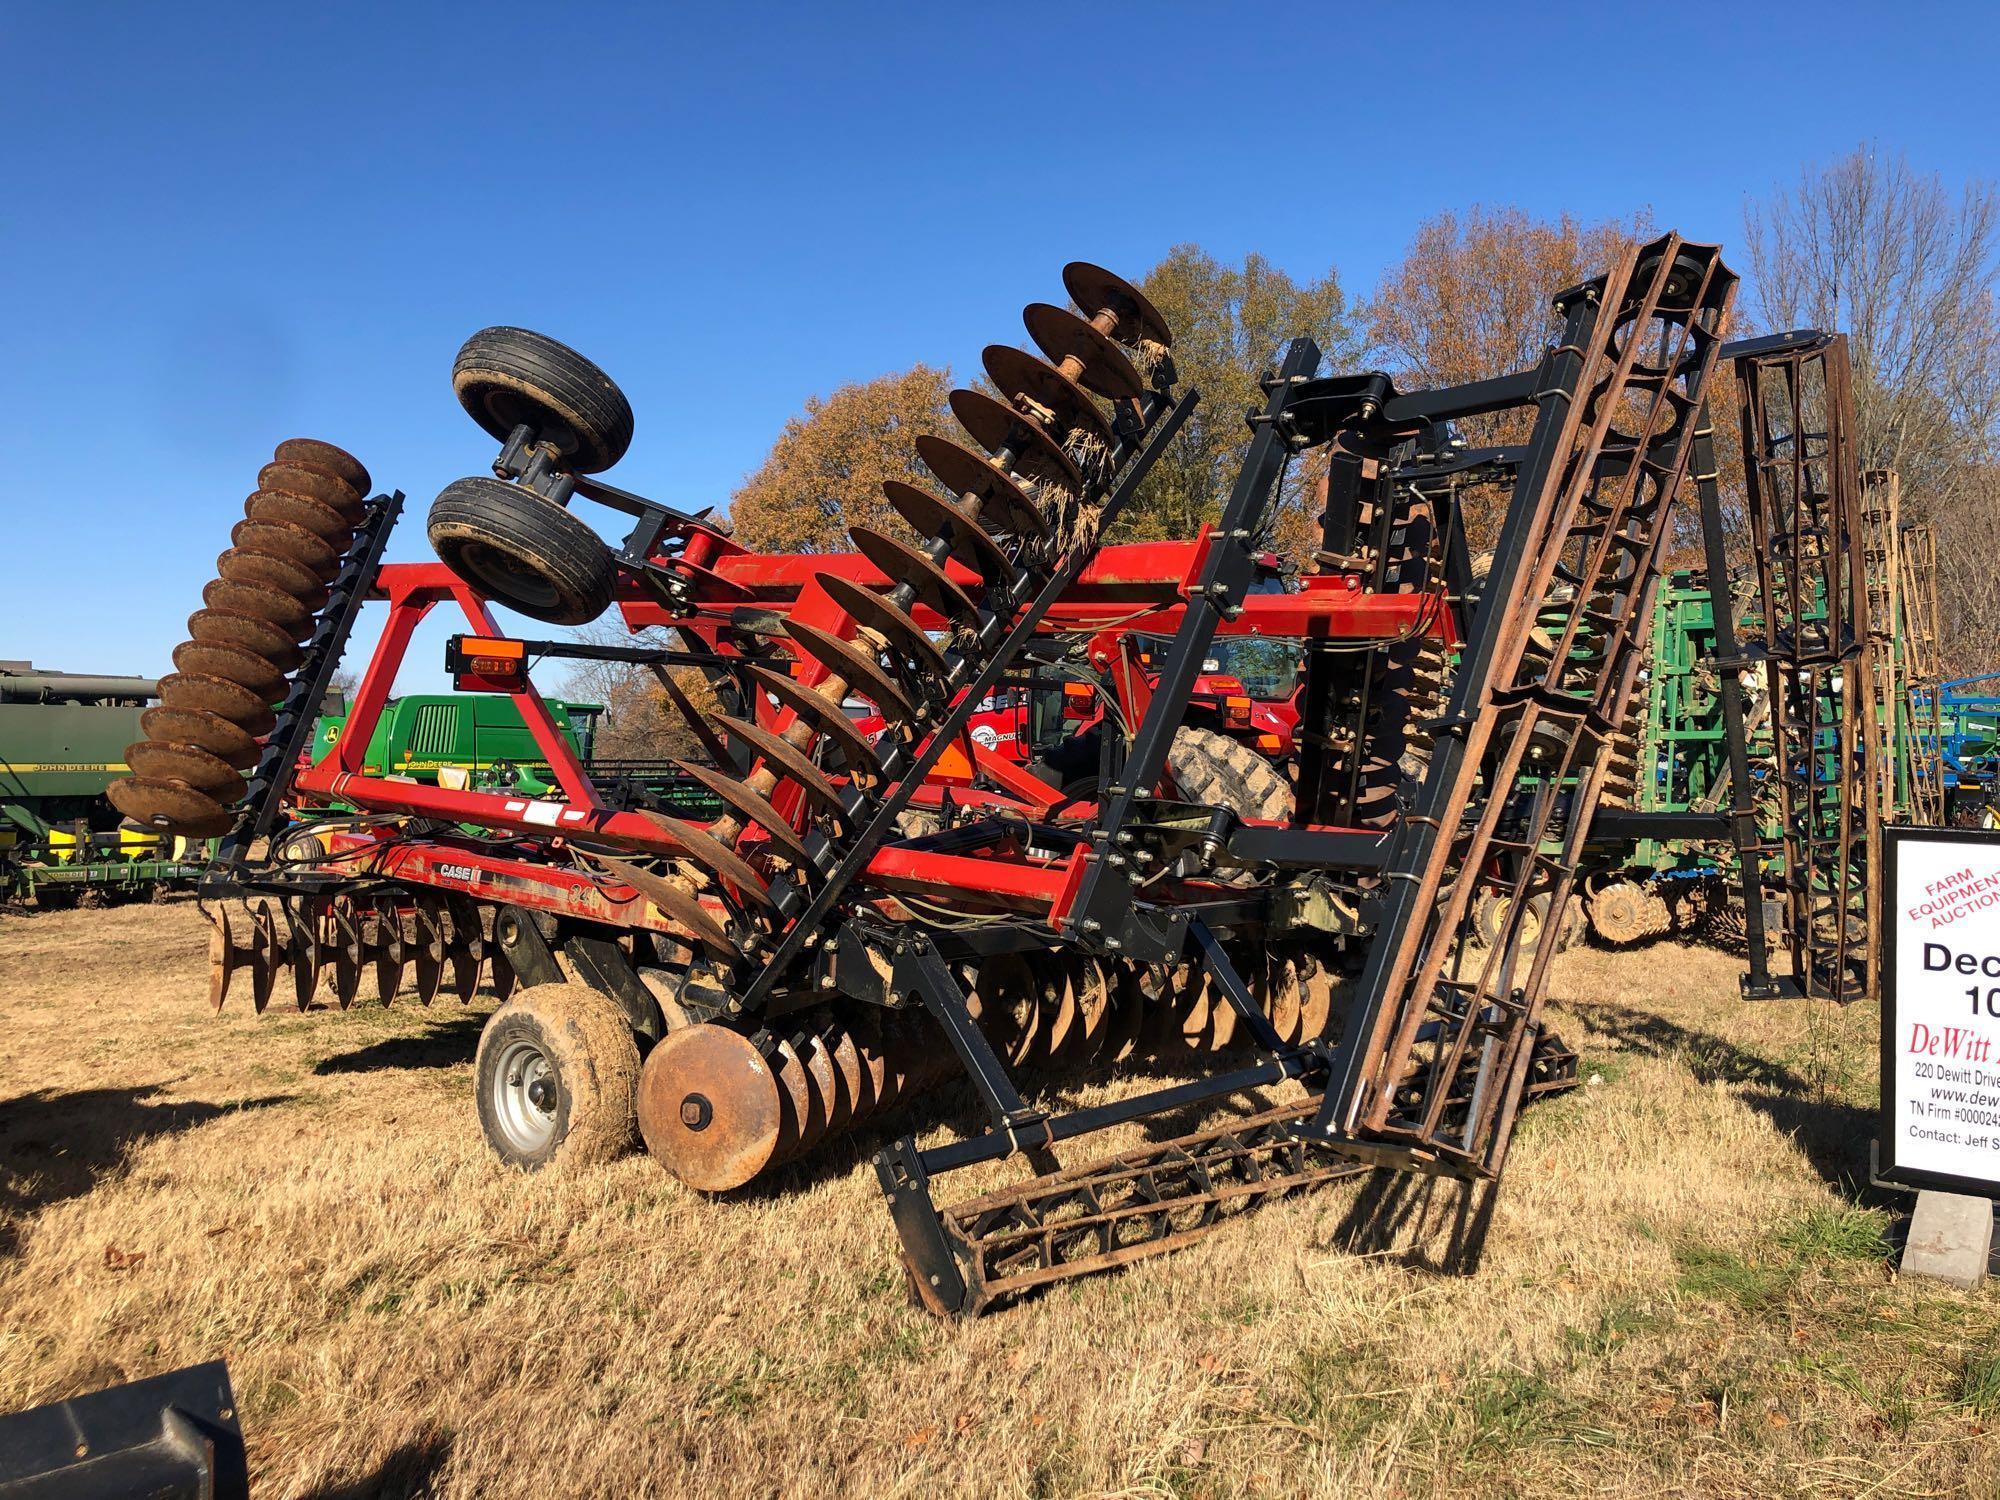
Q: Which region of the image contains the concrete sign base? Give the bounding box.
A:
[1900,1190,1995,1290]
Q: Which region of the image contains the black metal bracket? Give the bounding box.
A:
[562,934,667,1046]
[203,491,405,891]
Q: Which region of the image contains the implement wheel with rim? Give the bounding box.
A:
[453,326,634,473]
[428,475,616,624]
[475,982,640,1170]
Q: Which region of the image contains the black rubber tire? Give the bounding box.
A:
[1166,726,1294,822]
[475,982,641,1171]
[453,326,634,473]
[428,475,616,625]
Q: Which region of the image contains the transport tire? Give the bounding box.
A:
[1165,725,1294,823]
[453,326,634,473]
[475,982,641,1170]
[428,475,616,625]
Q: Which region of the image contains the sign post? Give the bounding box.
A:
[1877,825,2000,1287]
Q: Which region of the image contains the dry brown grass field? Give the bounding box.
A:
[3,899,1998,1497]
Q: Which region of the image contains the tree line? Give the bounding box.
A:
[582,147,2000,737]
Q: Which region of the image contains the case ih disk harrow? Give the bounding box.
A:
[117,241,1744,1313]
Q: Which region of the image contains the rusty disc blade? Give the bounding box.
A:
[983,344,1113,449]
[208,905,235,1012]
[411,893,447,1005]
[215,546,328,608]
[327,898,364,1009]
[123,740,245,797]
[230,518,339,578]
[1024,303,1144,400]
[742,664,886,786]
[1041,970,1080,1058]
[201,578,315,636]
[637,1025,786,1191]
[273,437,371,498]
[633,811,774,909]
[258,460,362,520]
[818,574,950,679]
[882,478,1015,582]
[490,948,518,1003]
[1072,960,1111,1056]
[1062,262,1174,349]
[158,673,277,734]
[369,893,406,1004]
[910,441,1048,545]
[672,759,814,867]
[249,900,281,1014]
[806,1029,853,1135]
[829,1028,874,1119]
[443,894,486,1000]
[781,622,920,725]
[171,639,286,696]
[712,711,849,816]
[974,954,1042,1068]
[188,606,308,671]
[783,1033,834,1152]
[244,489,354,544]
[1298,961,1336,1040]
[766,1037,814,1163]
[139,706,260,768]
[107,777,235,838]
[949,388,1082,494]
[848,525,980,624]
[591,852,741,958]
[288,898,324,1010]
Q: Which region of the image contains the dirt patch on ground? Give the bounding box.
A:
[2,901,1996,1496]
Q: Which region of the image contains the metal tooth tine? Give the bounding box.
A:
[631,813,774,910]
[670,759,813,867]
[249,899,281,1015]
[207,904,236,1013]
[710,713,850,817]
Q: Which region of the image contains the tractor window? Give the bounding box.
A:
[1204,637,1302,700]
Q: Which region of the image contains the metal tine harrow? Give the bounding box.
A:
[1736,332,1881,1001]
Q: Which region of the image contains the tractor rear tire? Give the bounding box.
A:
[1166,726,1295,822]
[428,475,616,625]
[475,982,640,1171]
[453,326,634,473]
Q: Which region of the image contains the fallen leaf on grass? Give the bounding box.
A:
[1182,1438,1207,1466]
[905,1424,937,1449]
[103,1246,146,1272]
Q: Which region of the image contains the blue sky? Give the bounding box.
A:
[2,1,1994,686]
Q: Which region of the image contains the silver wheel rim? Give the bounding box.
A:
[491,1037,560,1155]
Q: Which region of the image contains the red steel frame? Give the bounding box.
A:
[292,526,1456,937]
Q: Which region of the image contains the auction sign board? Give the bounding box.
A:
[1880,825,2000,1197]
